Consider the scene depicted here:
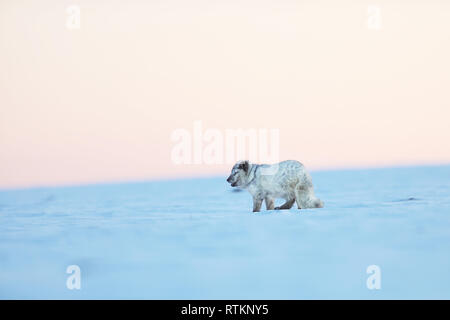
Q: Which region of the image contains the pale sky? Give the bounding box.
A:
[1,0,450,189]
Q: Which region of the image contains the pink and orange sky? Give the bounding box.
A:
[1,0,450,189]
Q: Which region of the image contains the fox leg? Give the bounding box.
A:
[252,197,263,212]
[265,197,275,210]
[274,198,295,210]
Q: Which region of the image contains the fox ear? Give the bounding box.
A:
[240,160,249,173]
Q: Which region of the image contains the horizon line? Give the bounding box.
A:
[1,162,449,192]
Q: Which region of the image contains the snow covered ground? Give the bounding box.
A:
[1,165,449,299]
